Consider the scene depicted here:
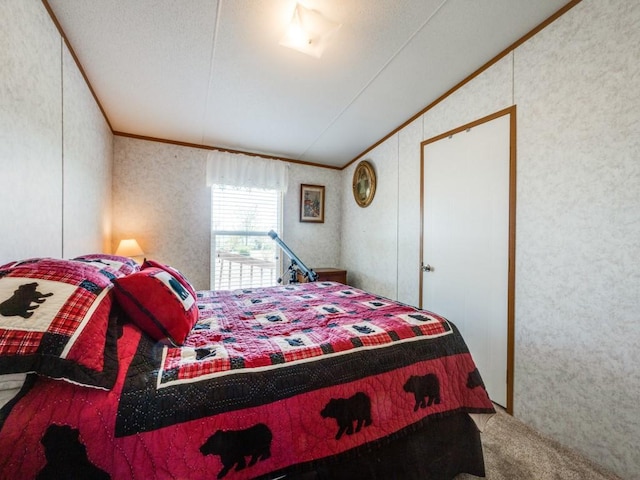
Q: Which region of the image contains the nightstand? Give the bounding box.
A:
[307,267,347,285]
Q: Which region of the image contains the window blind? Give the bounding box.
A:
[211,185,281,290]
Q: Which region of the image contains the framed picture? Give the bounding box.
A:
[300,184,325,223]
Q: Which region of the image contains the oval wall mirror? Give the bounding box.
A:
[352,160,376,207]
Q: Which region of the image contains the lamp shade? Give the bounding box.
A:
[115,239,144,258]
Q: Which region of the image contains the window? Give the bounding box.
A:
[211,185,282,290]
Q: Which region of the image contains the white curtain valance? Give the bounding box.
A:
[206,151,289,192]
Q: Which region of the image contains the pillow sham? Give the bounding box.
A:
[73,253,140,277]
[0,258,118,390]
[112,267,198,346]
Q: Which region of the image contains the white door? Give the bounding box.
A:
[421,113,512,408]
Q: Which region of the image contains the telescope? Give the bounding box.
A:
[268,230,318,283]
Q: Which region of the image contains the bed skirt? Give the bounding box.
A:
[267,412,485,480]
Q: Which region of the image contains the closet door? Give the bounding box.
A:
[421,110,515,410]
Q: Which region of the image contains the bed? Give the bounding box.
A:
[0,255,494,479]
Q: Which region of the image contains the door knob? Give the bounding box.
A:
[421,264,433,272]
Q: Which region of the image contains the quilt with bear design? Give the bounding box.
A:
[0,281,494,479]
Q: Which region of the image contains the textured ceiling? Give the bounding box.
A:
[46,0,572,168]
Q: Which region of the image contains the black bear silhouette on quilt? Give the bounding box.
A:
[200,423,272,479]
[403,373,441,411]
[0,282,53,319]
[320,392,372,440]
[466,367,486,390]
[36,424,110,480]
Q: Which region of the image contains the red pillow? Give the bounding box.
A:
[113,267,198,345]
[141,259,196,299]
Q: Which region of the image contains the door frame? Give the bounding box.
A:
[419,105,516,414]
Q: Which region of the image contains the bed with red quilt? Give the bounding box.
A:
[0,256,494,479]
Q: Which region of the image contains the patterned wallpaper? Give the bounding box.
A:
[112,138,211,290]
[342,138,399,300]
[1,1,62,261]
[341,0,640,477]
[284,164,342,274]
[0,1,112,263]
[396,117,423,307]
[62,46,114,258]
[512,0,640,476]
[113,137,342,291]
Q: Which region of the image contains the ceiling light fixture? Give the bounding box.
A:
[279,3,341,58]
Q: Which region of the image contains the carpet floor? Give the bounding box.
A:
[455,407,622,480]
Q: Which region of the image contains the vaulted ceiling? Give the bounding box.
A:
[46,0,572,168]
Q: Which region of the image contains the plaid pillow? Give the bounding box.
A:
[73,253,140,277]
[0,258,118,389]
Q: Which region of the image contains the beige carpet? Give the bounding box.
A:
[455,407,622,480]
